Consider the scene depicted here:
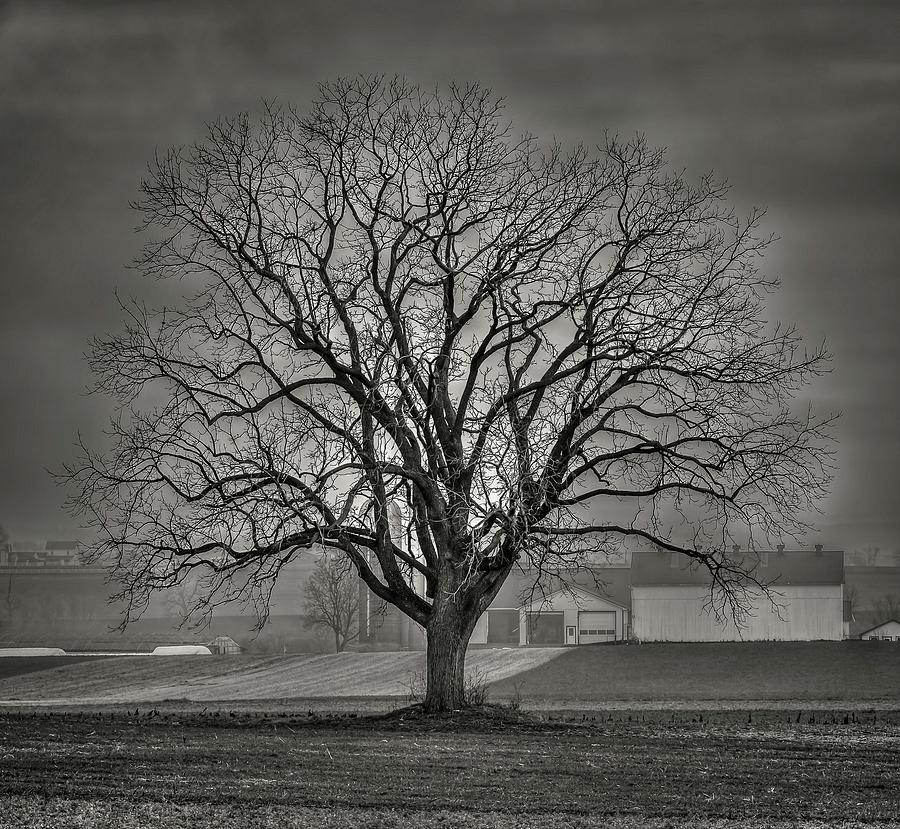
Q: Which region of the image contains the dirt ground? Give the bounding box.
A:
[2,647,898,827]
[0,707,898,828]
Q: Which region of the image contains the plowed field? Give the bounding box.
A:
[0,710,897,828]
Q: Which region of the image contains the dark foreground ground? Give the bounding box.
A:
[1,707,898,828]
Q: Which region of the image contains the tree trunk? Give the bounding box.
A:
[423,599,474,713]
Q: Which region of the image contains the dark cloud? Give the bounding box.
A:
[1,0,898,550]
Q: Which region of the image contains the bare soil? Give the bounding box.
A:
[2,645,898,826]
[0,708,897,827]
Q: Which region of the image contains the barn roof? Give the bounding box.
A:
[492,566,632,608]
[857,618,900,637]
[631,549,844,586]
[523,584,628,612]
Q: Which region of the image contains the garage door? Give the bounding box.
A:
[525,611,564,645]
[487,609,520,644]
[579,611,617,644]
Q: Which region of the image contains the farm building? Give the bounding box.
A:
[471,584,628,646]
[630,547,846,641]
[356,504,428,651]
[207,635,242,654]
[359,598,425,651]
[356,498,637,649]
[361,547,853,647]
[858,619,900,641]
[470,567,631,646]
[360,563,633,649]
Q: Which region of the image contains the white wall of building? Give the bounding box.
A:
[471,611,488,644]
[632,584,843,641]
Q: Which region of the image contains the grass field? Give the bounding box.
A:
[1,641,898,706]
[0,649,564,704]
[0,655,100,681]
[0,709,898,828]
[489,641,900,702]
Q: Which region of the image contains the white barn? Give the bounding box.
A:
[631,548,846,642]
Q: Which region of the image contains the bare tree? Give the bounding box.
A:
[856,545,882,566]
[304,555,359,653]
[873,594,900,624]
[844,584,859,619]
[66,77,833,712]
[161,573,205,622]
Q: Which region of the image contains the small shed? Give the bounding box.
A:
[859,619,900,641]
[207,635,242,655]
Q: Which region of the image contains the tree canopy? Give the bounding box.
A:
[67,77,832,711]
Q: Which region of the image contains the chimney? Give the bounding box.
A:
[776,544,785,554]
[814,544,823,555]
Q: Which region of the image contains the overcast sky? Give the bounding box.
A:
[1,0,898,551]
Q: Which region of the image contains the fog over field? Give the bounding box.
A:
[1,1,899,553]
